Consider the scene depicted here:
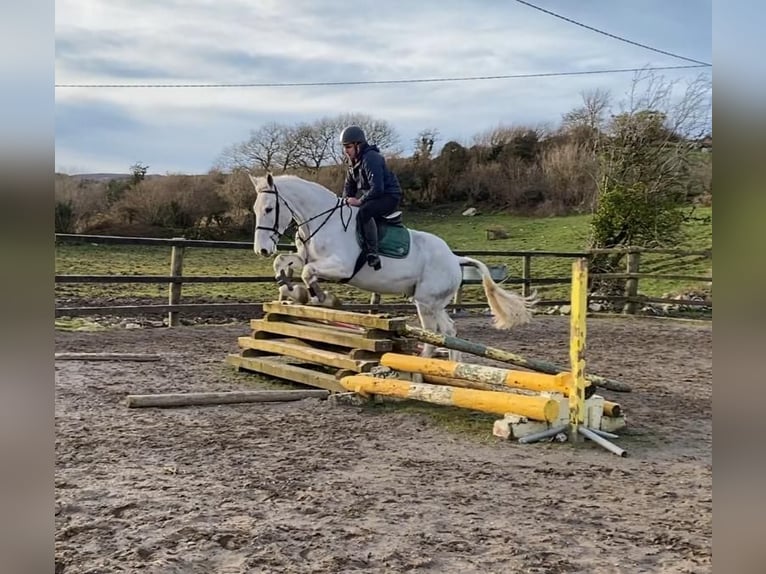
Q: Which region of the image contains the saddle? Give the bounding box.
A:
[379,210,403,226]
[342,210,411,284]
[354,210,410,259]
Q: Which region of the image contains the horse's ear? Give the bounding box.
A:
[247,173,258,187]
[267,173,274,188]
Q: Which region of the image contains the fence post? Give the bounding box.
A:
[521,255,532,298]
[623,251,641,315]
[168,240,185,327]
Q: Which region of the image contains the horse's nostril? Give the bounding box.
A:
[260,249,269,256]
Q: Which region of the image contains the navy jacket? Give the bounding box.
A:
[342,144,401,202]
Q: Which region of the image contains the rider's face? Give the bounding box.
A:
[343,143,357,161]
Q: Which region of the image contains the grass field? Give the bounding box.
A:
[55,206,712,306]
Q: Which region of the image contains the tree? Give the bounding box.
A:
[589,70,712,287]
[413,128,440,161]
[55,200,74,233]
[561,88,611,148]
[274,124,304,172]
[130,162,149,185]
[294,118,337,172]
[216,122,287,172]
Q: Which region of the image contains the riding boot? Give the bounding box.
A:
[362,219,382,270]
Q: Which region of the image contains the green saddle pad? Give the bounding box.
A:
[356,221,411,258]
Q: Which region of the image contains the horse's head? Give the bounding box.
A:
[249,173,293,256]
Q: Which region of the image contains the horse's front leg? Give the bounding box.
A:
[300,258,353,305]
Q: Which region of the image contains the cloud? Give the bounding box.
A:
[55,0,711,174]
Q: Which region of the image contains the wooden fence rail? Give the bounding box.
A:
[54,234,712,322]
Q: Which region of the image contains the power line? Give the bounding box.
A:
[55,64,709,89]
[513,0,711,67]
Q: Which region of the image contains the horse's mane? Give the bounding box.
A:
[273,174,337,199]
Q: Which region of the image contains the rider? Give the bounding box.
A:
[340,125,402,270]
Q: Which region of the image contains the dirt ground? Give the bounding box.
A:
[55,313,712,573]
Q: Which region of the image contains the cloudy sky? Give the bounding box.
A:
[54,0,711,175]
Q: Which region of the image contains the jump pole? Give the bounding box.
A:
[566,258,626,456]
[400,329,631,393]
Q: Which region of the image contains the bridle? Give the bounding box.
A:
[255,182,354,248]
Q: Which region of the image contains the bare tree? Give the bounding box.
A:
[295,118,337,173]
[562,88,612,135]
[617,69,711,139]
[215,122,286,172]
[413,128,440,160]
[273,124,304,172]
[472,124,518,148]
[591,69,712,253]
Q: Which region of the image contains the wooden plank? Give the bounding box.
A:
[590,272,712,282]
[249,319,393,352]
[237,336,377,372]
[262,313,367,335]
[225,354,346,392]
[55,352,161,362]
[55,275,276,283]
[261,301,409,331]
[125,389,329,408]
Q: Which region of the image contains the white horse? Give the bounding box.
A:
[249,173,535,359]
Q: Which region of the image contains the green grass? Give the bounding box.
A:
[55,206,712,305]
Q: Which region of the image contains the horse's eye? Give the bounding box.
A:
[265,207,274,214]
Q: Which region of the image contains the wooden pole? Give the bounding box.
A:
[380,353,571,395]
[568,258,588,442]
[55,352,161,362]
[422,374,515,393]
[168,240,185,327]
[623,251,641,314]
[603,400,622,418]
[125,389,329,408]
[400,326,631,393]
[340,375,559,421]
[521,255,532,298]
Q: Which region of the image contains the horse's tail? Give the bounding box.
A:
[458,257,538,329]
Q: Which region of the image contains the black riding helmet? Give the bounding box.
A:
[339,125,367,145]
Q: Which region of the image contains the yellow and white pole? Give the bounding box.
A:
[380,354,571,395]
[340,375,560,422]
[568,258,588,442]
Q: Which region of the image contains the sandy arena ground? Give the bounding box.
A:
[55,313,712,573]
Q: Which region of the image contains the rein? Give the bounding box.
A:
[256,183,353,248]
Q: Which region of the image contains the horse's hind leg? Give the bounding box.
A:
[434,308,461,362]
[410,303,444,384]
[414,303,440,359]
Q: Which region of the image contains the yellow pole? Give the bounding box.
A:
[569,258,588,442]
[340,375,560,422]
[603,400,621,418]
[380,353,571,395]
